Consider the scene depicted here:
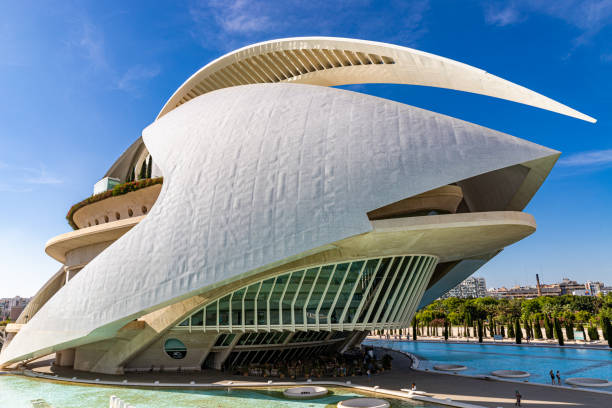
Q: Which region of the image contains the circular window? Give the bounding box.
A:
[104,215,109,223]
[115,212,121,220]
[164,338,187,360]
[128,208,134,217]
[142,206,148,214]
[95,219,99,225]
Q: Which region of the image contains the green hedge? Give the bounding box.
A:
[66,177,163,230]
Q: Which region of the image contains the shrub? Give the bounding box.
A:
[533,317,542,339]
[544,315,554,339]
[564,321,574,340]
[146,156,152,179]
[139,160,147,180]
[524,319,532,339]
[602,317,612,348]
[587,326,599,341]
[515,319,522,344]
[554,318,564,346]
[127,166,135,182]
[587,325,599,341]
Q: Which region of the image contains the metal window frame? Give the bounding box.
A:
[314,264,338,330]
[326,262,352,329]
[360,257,396,330]
[380,256,414,327]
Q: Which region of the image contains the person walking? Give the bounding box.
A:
[515,390,522,407]
[556,370,561,385]
[549,369,555,384]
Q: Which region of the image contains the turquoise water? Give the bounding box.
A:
[0,374,433,407]
[365,339,612,389]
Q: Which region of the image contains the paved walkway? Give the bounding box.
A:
[22,352,612,408]
[372,350,611,408]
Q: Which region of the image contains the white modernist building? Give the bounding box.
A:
[0,37,595,374]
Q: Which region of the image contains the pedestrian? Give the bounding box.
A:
[515,390,522,407]
[411,382,417,391]
[549,369,555,384]
[556,370,561,385]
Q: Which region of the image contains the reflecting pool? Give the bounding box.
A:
[365,339,612,390]
[0,374,435,407]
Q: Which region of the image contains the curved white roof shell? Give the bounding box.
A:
[158,37,595,123]
[1,84,559,365]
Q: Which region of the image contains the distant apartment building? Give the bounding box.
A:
[0,296,30,321]
[441,276,487,299]
[488,284,561,299]
[488,278,607,299]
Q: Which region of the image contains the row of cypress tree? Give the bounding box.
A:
[409,315,612,348]
[126,156,153,182]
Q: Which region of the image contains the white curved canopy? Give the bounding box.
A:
[158,36,595,123]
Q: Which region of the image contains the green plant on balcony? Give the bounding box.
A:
[65,177,163,230]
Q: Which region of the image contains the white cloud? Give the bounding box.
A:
[188,0,430,51]
[482,0,612,47]
[558,149,612,167]
[114,64,161,94]
[0,183,32,193]
[212,0,273,34]
[0,163,63,192]
[77,21,109,71]
[67,19,160,96]
[484,4,523,26]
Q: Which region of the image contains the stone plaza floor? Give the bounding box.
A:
[17,349,611,408]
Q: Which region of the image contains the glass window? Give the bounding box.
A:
[178,318,189,327]
[282,270,303,325]
[320,263,349,323]
[380,257,409,321]
[191,309,204,327]
[348,259,381,324]
[222,333,236,347]
[231,288,245,326]
[330,261,363,323]
[218,295,231,326]
[244,284,258,326]
[214,334,228,347]
[164,338,186,359]
[355,258,389,323]
[368,257,402,323]
[307,265,334,324]
[294,268,319,325]
[257,278,275,325]
[269,275,288,325]
[237,333,250,346]
[205,302,218,326]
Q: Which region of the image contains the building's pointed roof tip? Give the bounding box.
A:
[157,36,597,124]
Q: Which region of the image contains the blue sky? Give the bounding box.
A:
[1,1,611,297]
